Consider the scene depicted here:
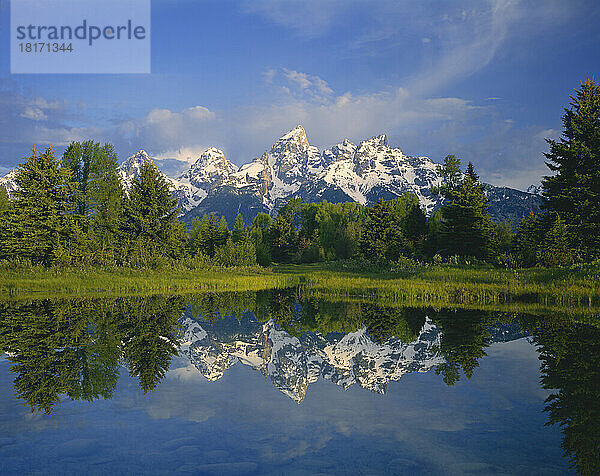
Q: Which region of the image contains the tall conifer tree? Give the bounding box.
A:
[542,79,600,257]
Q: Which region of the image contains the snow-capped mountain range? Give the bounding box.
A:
[177,314,444,402]
[0,125,542,224]
[176,312,524,403]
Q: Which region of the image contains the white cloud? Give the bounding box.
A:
[282,69,333,98]
[20,106,47,121]
[154,145,210,165]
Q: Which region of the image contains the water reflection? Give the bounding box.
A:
[527,318,600,474]
[0,296,184,413]
[0,289,598,472]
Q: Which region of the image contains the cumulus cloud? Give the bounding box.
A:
[154,145,212,165]
[20,106,47,121]
[0,88,105,166]
[282,69,333,99]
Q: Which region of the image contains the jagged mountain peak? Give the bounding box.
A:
[122,149,153,166]
[278,125,309,146]
[358,134,390,150]
[119,150,155,180]
[190,147,236,173]
[0,126,544,225]
[323,139,357,164]
[180,148,237,190]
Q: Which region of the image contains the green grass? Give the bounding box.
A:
[276,262,600,311]
[2,262,600,317]
[0,265,301,299]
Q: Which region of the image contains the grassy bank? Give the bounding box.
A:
[0,265,301,299]
[276,263,600,310]
[1,262,599,314]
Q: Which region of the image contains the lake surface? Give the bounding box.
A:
[0,290,598,475]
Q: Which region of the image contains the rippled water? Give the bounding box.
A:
[0,290,597,474]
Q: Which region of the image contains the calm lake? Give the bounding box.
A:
[0,290,598,475]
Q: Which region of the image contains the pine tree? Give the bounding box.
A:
[465,161,479,182]
[0,185,9,214]
[360,199,406,261]
[122,162,183,258]
[434,154,463,199]
[542,79,600,258]
[537,214,574,267]
[250,213,273,266]
[231,213,246,244]
[439,163,496,259]
[216,216,230,248]
[197,214,217,256]
[0,186,10,255]
[513,213,542,267]
[7,147,79,265]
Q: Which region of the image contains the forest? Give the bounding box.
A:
[0,80,598,271]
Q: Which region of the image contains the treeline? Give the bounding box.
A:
[0,80,598,269]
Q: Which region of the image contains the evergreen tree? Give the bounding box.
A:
[6,147,80,266]
[465,161,479,182]
[122,162,183,258]
[188,216,202,256]
[542,79,600,258]
[434,154,463,198]
[270,199,302,262]
[403,201,427,243]
[197,214,217,257]
[231,213,246,244]
[216,216,230,248]
[360,199,406,261]
[0,186,10,255]
[537,213,574,267]
[439,163,496,259]
[513,213,542,267]
[250,213,273,266]
[0,185,9,214]
[360,195,422,261]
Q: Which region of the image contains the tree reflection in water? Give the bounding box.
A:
[0,289,597,473]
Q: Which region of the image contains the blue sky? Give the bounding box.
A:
[1,0,599,189]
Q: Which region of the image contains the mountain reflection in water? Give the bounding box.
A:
[0,288,598,473]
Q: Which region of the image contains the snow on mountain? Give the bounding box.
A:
[526,184,543,195]
[118,150,155,190]
[264,125,326,207]
[178,147,238,189]
[226,152,273,205]
[177,315,444,403]
[0,125,543,224]
[308,134,442,214]
[119,150,210,213]
[0,170,18,198]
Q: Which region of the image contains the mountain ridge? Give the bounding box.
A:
[0,126,543,225]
